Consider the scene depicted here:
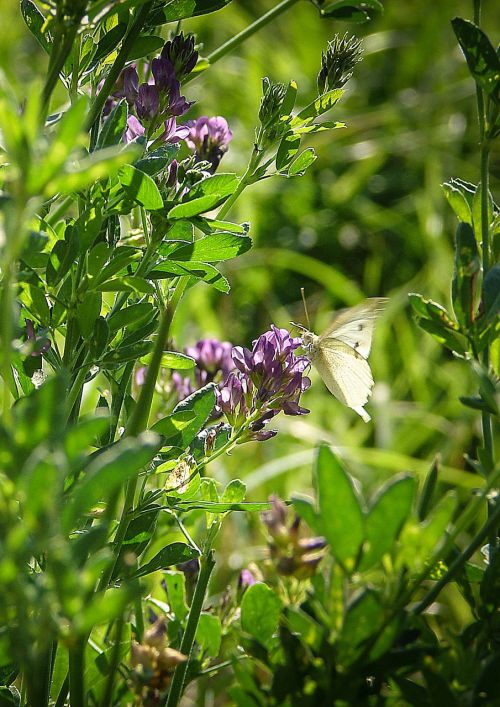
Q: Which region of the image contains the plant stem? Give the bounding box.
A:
[197,0,300,71]
[42,23,79,114]
[100,613,125,707]
[164,550,216,707]
[85,2,154,132]
[97,277,188,591]
[68,637,86,707]
[414,497,500,614]
[217,148,262,220]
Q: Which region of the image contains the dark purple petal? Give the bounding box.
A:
[136,84,160,121]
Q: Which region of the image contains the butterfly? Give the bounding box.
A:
[293,298,387,422]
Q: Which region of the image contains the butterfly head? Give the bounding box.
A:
[290,322,317,355]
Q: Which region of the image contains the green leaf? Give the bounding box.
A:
[287,148,317,177]
[360,475,415,571]
[163,570,188,621]
[118,164,163,210]
[21,0,51,54]
[135,144,179,176]
[443,181,472,224]
[276,132,301,171]
[128,35,165,61]
[168,233,252,262]
[95,275,154,294]
[76,291,102,339]
[240,583,282,645]
[12,372,67,453]
[47,145,139,195]
[196,613,222,657]
[315,444,364,571]
[452,222,480,328]
[96,100,128,149]
[100,341,153,367]
[168,174,239,219]
[107,302,156,332]
[452,18,500,103]
[398,492,457,573]
[28,97,89,194]
[62,432,162,532]
[132,542,199,578]
[64,415,110,462]
[152,383,216,448]
[150,260,230,293]
[140,351,195,370]
[155,0,231,23]
[314,0,383,23]
[418,318,469,355]
[221,479,246,504]
[337,590,384,665]
[174,500,272,513]
[483,264,500,324]
[88,23,127,69]
[294,89,344,121]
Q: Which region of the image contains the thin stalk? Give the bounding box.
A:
[97,277,188,591]
[414,497,500,614]
[185,0,300,82]
[85,3,153,132]
[216,148,262,220]
[54,675,69,707]
[164,550,216,707]
[68,637,86,707]
[100,613,125,707]
[473,0,495,479]
[42,23,79,114]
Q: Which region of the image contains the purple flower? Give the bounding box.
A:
[122,65,139,103]
[166,80,192,117]
[161,117,190,145]
[124,115,145,143]
[185,116,233,172]
[135,83,160,122]
[216,326,310,442]
[151,57,176,92]
[25,319,51,356]
[186,339,235,380]
[172,371,195,400]
[161,33,198,79]
[232,325,310,413]
[238,569,256,592]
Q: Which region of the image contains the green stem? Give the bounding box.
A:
[164,550,216,707]
[42,23,79,114]
[217,148,262,220]
[414,497,500,614]
[68,637,86,707]
[192,0,300,75]
[85,2,154,132]
[97,278,188,592]
[54,676,69,707]
[100,613,125,707]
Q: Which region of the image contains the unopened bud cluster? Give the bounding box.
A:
[262,497,327,579]
[129,618,186,704]
[317,33,362,94]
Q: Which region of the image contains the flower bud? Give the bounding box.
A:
[317,33,362,94]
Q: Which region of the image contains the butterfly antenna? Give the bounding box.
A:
[301,287,311,329]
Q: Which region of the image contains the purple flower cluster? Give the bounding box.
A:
[185,116,233,172]
[104,34,197,145]
[217,326,310,441]
[172,338,235,401]
[172,328,310,442]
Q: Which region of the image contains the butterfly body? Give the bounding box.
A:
[299,298,387,422]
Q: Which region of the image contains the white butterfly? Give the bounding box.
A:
[295,298,387,423]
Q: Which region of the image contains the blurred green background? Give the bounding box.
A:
[2,0,498,569]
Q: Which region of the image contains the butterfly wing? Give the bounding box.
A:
[312,340,375,422]
[320,297,387,359]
